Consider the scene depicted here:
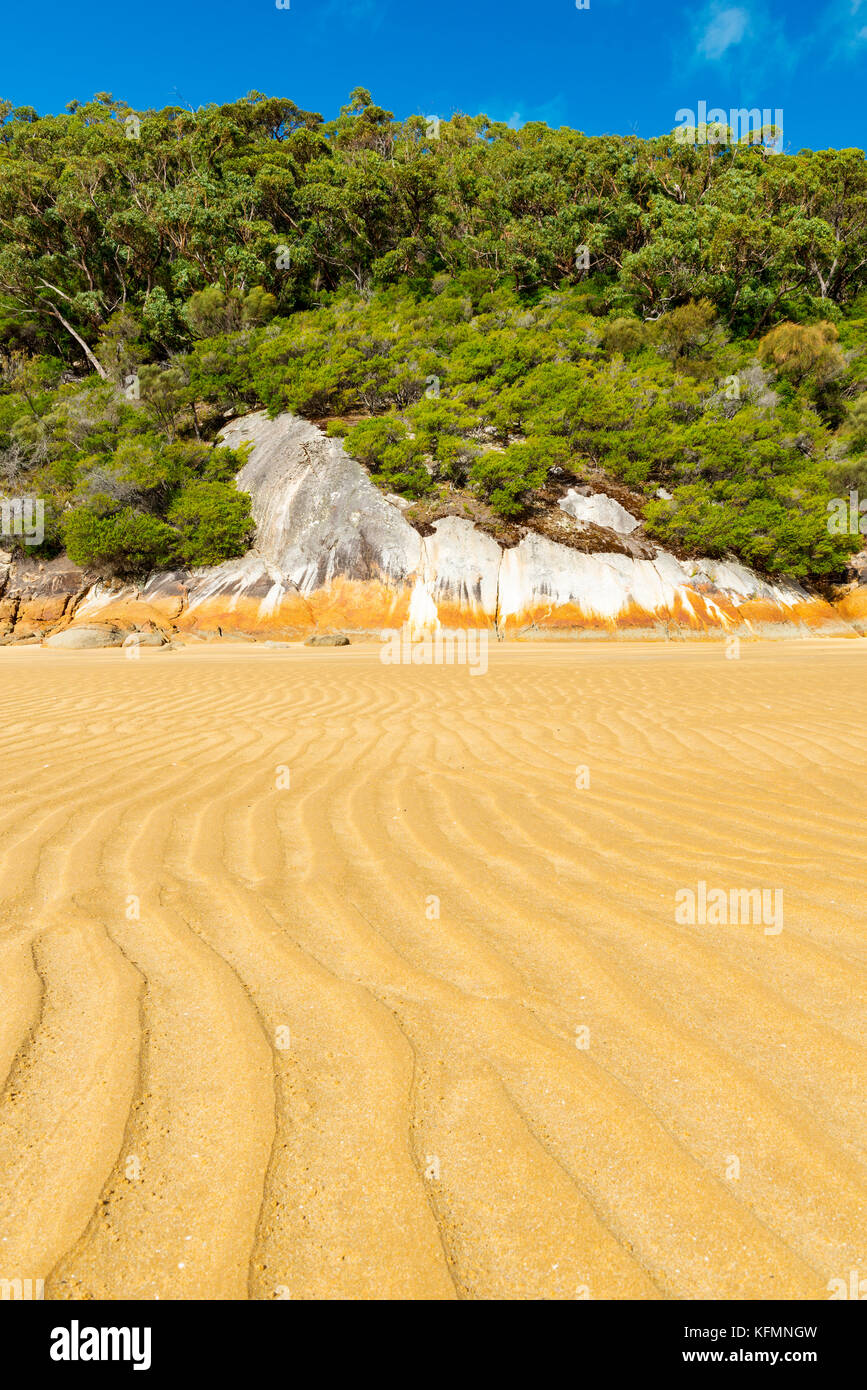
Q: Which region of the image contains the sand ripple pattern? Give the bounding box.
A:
[0,641,864,1300]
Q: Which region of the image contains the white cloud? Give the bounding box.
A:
[698,6,750,60]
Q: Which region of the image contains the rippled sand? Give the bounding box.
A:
[0,640,864,1300]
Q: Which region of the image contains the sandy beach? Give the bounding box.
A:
[0,639,864,1301]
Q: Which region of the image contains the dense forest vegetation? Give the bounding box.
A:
[0,89,866,579]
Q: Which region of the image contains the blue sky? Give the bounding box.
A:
[4,0,866,150]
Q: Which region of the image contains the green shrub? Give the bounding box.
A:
[64,507,180,576]
[469,438,558,516]
[167,481,255,566]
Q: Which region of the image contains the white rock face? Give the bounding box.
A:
[203,413,840,635]
[203,417,504,630]
[186,555,292,617]
[219,413,422,591]
[498,535,715,627]
[420,517,502,619]
[682,557,804,609]
[559,488,640,534]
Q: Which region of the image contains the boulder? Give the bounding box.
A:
[44,625,125,649]
[305,633,350,646]
[559,488,641,535]
[122,631,168,648]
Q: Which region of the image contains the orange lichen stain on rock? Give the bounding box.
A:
[139,572,860,641]
[786,597,842,628]
[304,577,412,632]
[501,595,696,636]
[179,590,314,636]
[614,599,672,630]
[836,588,867,624]
[73,596,175,632]
[673,590,734,629]
[136,594,186,624]
[500,600,618,636]
[736,597,795,627]
[17,596,70,625]
[734,595,839,630]
[431,597,494,630]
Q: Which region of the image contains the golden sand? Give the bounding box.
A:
[0,640,864,1300]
